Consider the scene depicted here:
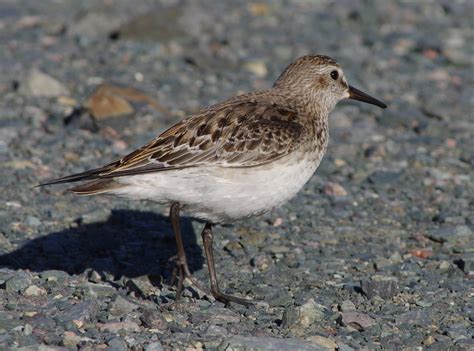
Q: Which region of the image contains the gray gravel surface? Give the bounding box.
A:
[1,0,473,350]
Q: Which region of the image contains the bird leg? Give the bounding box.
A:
[169,202,206,300]
[201,222,253,306]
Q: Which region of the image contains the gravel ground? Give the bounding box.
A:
[0,1,473,350]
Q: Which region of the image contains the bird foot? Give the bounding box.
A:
[169,256,208,300]
[211,288,254,307]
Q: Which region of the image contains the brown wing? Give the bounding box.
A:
[98,101,306,177]
[39,100,307,186]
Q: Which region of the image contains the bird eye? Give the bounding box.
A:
[330,70,339,80]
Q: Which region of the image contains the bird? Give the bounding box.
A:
[38,54,387,306]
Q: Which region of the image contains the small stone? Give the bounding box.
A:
[360,277,399,299]
[79,282,117,299]
[340,300,356,312]
[59,300,99,324]
[145,341,165,351]
[438,260,451,270]
[3,271,32,293]
[251,254,271,271]
[125,275,159,298]
[267,245,290,254]
[339,312,376,331]
[98,320,141,333]
[324,182,348,197]
[396,310,433,327]
[140,309,168,330]
[283,299,325,335]
[23,285,46,297]
[107,337,128,351]
[219,336,325,351]
[422,335,435,346]
[224,240,243,253]
[244,60,268,78]
[426,225,472,244]
[203,324,228,337]
[41,270,69,283]
[63,331,81,349]
[306,335,338,350]
[88,270,102,283]
[22,69,70,97]
[109,295,140,316]
[25,216,42,227]
[389,252,403,264]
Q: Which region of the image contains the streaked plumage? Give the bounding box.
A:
[40,55,387,305]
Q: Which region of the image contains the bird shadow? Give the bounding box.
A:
[0,209,204,284]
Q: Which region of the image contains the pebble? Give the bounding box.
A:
[145,341,165,351]
[360,276,399,300]
[107,337,128,351]
[21,69,70,97]
[98,320,141,333]
[324,182,348,197]
[306,335,338,350]
[219,336,327,351]
[109,295,140,316]
[340,300,356,312]
[244,60,268,78]
[3,271,32,293]
[339,312,376,331]
[23,284,46,297]
[283,299,325,335]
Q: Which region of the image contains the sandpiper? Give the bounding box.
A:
[39,55,387,306]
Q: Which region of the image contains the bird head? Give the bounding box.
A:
[274,55,387,114]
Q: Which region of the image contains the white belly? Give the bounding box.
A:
[112,153,323,223]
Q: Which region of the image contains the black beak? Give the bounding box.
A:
[349,85,387,109]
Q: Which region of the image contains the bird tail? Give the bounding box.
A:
[36,169,125,195]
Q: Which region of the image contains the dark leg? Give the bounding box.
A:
[201,222,253,306]
[169,202,205,300]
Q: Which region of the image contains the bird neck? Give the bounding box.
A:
[269,87,331,123]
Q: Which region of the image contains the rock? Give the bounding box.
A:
[140,309,168,330]
[251,254,271,271]
[283,299,325,335]
[324,182,348,197]
[340,300,356,312]
[109,295,140,316]
[145,341,165,351]
[58,300,99,324]
[218,336,327,351]
[107,337,128,351]
[244,60,268,78]
[203,324,228,337]
[69,12,122,39]
[21,69,70,97]
[23,285,46,297]
[422,335,435,346]
[25,216,41,227]
[125,275,159,298]
[63,331,81,349]
[0,311,21,331]
[368,170,402,187]
[98,320,141,333]
[339,312,376,331]
[306,335,338,350]
[41,270,69,283]
[3,271,32,293]
[78,282,117,299]
[426,225,472,244]
[396,310,433,327]
[360,276,399,299]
